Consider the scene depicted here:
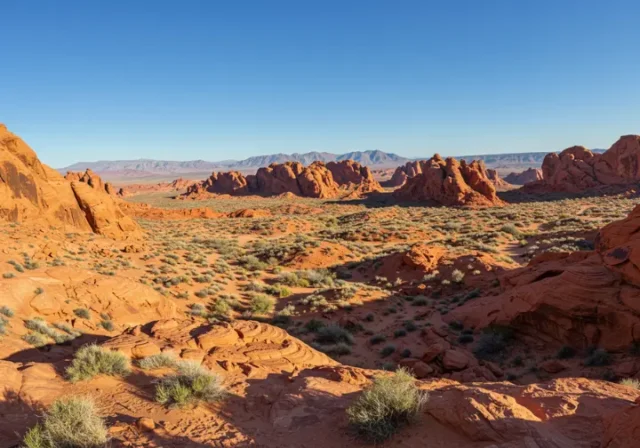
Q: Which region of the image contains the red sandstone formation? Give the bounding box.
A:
[393,155,503,206]
[118,177,197,197]
[385,160,424,188]
[64,168,117,196]
[528,135,640,192]
[449,202,640,352]
[326,160,382,193]
[185,171,249,197]
[504,168,543,185]
[0,124,140,240]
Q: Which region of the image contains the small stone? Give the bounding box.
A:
[136,417,155,432]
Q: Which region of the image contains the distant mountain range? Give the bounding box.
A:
[59,148,606,182]
[59,150,410,178]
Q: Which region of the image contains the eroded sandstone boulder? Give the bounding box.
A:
[393,155,503,206]
[528,135,640,192]
[326,160,382,193]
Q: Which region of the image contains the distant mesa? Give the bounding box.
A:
[184,160,381,199]
[527,135,640,192]
[0,123,140,240]
[504,168,543,185]
[392,155,503,206]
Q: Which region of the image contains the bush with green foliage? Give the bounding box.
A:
[23,396,108,448]
[315,324,354,345]
[66,344,131,382]
[155,361,225,407]
[138,352,178,370]
[346,368,428,442]
[249,294,275,315]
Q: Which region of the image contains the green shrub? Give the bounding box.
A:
[138,352,178,370]
[346,368,428,442]
[315,324,354,345]
[249,294,275,315]
[23,396,108,448]
[381,345,396,357]
[0,305,14,317]
[73,308,91,320]
[155,361,225,407]
[66,344,131,382]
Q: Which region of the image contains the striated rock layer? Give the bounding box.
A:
[0,124,140,239]
[393,155,503,206]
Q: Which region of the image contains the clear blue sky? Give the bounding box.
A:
[2,0,639,167]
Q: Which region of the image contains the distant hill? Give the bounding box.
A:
[59,150,409,178]
[59,148,606,183]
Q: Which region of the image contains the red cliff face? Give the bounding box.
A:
[529,135,640,192]
[0,124,140,240]
[486,169,511,189]
[393,155,503,206]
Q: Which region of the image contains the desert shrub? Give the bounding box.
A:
[320,342,353,356]
[381,345,396,357]
[138,352,178,370]
[0,305,14,317]
[73,308,91,319]
[620,378,640,389]
[249,294,275,315]
[370,334,386,345]
[2,272,14,279]
[23,396,108,448]
[155,361,225,407]
[315,324,354,345]
[66,344,131,382]
[23,332,49,347]
[99,320,114,331]
[474,326,513,360]
[304,319,325,332]
[346,368,428,442]
[450,269,465,284]
[585,348,611,366]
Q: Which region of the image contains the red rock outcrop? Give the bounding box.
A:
[504,167,543,185]
[326,160,382,193]
[64,168,116,196]
[248,161,340,198]
[393,155,503,206]
[0,124,140,239]
[486,169,512,189]
[449,203,640,352]
[385,160,424,187]
[117,177,197,197]
[185,171,249,197]
[528,135,640,192]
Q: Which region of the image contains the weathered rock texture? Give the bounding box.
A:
[326,160,382,193]
[504,168,543,185]
[64,169,116,195]
[386,160,424,187]
[185,160,381,199]
[393,155,503,206]
[0,124,140,239]
[449,203,640,352]
[529,135,640,192]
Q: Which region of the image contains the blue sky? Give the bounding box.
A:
[1,0,639,167]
